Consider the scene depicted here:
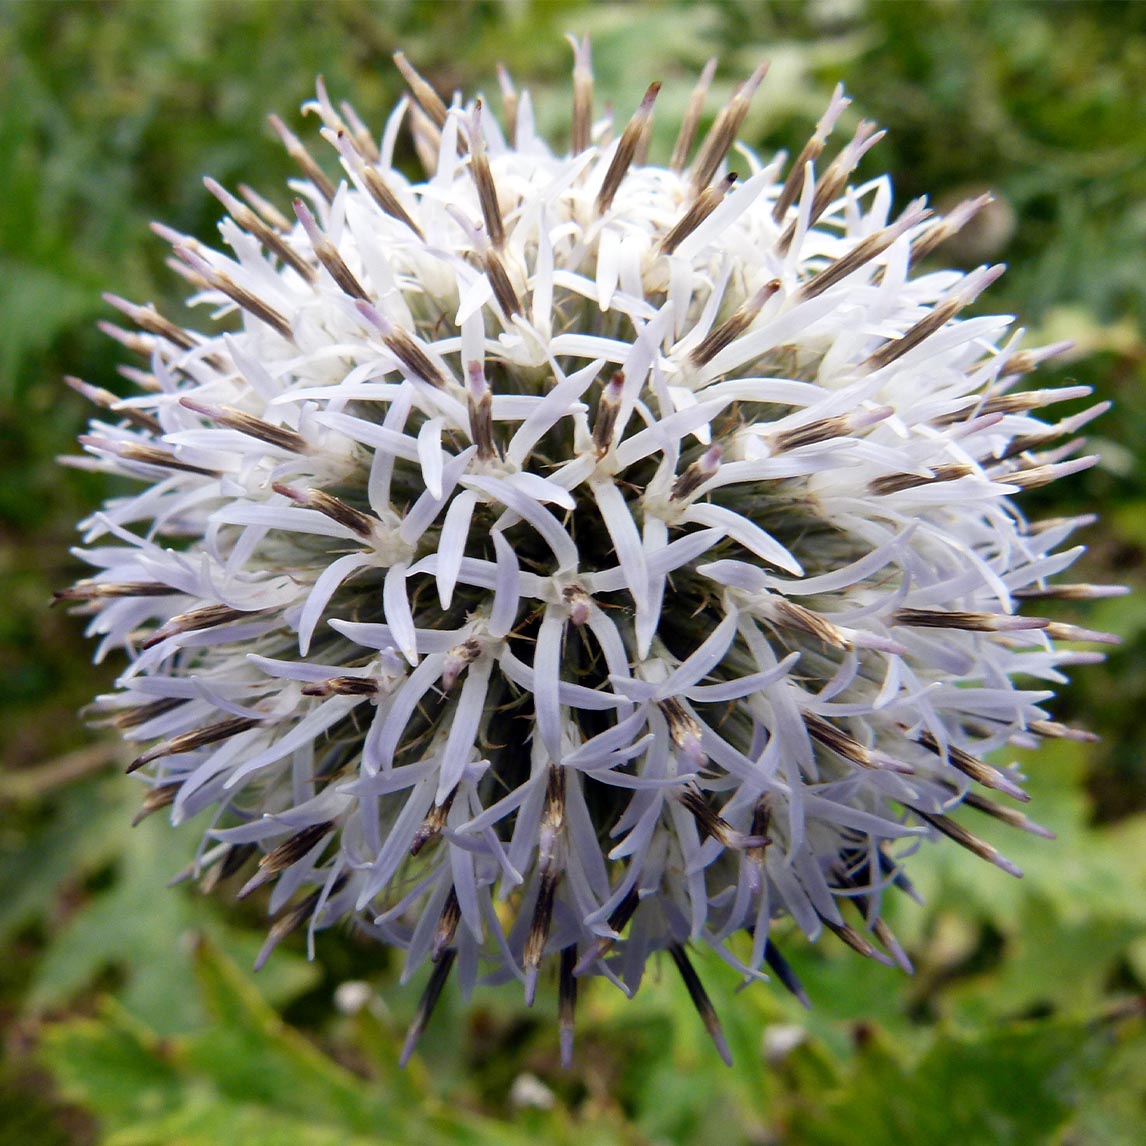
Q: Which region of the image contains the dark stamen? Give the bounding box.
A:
[559,944,578,1068]
[399,947,457,1067]
[596,83,660,217]
[268,114,336,203]
[689,279,780,367]
[129,716,260,773]
[180,398,309,454]
[909,805,1023,877]
[668,943,732,1066]
[670,58,717,173]
[690,61,769,197]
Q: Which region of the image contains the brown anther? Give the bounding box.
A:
[255,876,347,972]
[689,61,769,197]
[1002,463,1082,492]
[482,247,522,318]
[543,763,567,836]
[1012,583,1120,602]
[131,782,180,827]
[300,675,380,698]
[268,114,337,203]
[497,63,519,146]
[399,947,456,1066]
[410,790,456,856]
[441,637,482,691]
[96,320,156,357]
[893,609,1046,634]
[689,279,781,368]
[431,889,461,962]
[382,324,449,389]
[142,603,253,649]
[238,183,293,232]
[54,580,175,604]
[468,101,505,248]
[670,444,722,501]
[676,786,740,847]
[204,178,317,283]
[592,371,625,456]
[803,711,877,769]
[908,805,1022,877]
[670,58,717,173]
[668,943,732,1066]
[596,82,660,217]
[776,120,883,255]
[357,164,424,238]
[569,35,593,155]
[1027,719,1098,743]
[128,716,260,773]
[772,85,851,224]
[339,99,380,163]
[173,246,295,341]
[293,199,368,300]
[862,297,965,372]
[206,841,260,890]
[578,885,641,969]
[115,365,162,394]
[238,821,335,899]
[523,867,561,1004]
[65,376,162,433]
[960,791,1054,838]
[466,363,497,461]
[748,796,773,865]
[180,398,309,454]
[658,173,736,256]
[273,482,376,539]
[103,294,198,351]
[770,598,849,649]
[392,51,449,129]
[658,697,707,767]
[821,916,881,961]
[772,414,852,452]
[909,193,993,264]
[915,729,1029,802]
[408,104,443,177]
[796,202,930,302]
[868,463,973,496]
[108,440,218,477]
[101,697,185,731]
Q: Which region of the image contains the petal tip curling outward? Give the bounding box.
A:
[63,44,1110,1065]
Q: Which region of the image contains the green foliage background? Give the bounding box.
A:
[1,1,1144,1142]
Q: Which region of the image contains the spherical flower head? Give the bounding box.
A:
[62,45,1117,1066]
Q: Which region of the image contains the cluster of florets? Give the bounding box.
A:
[62,42,1115,1064]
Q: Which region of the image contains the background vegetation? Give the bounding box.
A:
[2,1,1144,1142]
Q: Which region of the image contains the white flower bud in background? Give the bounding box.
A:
[60,43,1119,1068]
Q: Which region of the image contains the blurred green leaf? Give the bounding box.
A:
[39,937,577,1146]
[39,1000,186,1133]
[24,781,320,1032]
[791,1018,1118,1145]
[0,258,100,396]
[0,774,125,939]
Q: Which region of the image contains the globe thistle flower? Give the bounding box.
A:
[61,43,1118,1067]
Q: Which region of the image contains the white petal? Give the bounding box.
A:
[436,489,477,609]
[489,531,521,638]
[686,503,803,575]
[592,480,648,614]
[417,417,445,499]
[533,605,565,762]
[298,552,372,656]
[383,562,417,665]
